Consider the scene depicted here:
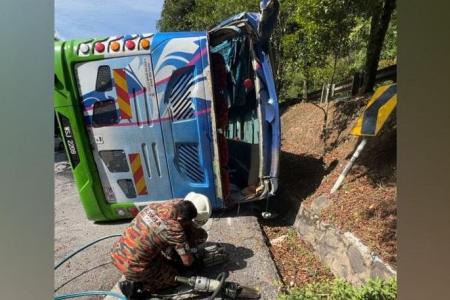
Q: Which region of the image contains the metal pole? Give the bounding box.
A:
[325,84,330,104]
[320,84,325,103]
[330,138,367,194]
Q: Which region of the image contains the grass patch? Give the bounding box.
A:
[278,278,397,300]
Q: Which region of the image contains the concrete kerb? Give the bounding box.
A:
[105,215,281,299]
[293,194,397,285]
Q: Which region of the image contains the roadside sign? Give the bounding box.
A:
[351,83,397,136]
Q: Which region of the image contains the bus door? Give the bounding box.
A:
[151,34,220,208]
[75,55,172,203]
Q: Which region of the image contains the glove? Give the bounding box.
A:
[191,244,229,268]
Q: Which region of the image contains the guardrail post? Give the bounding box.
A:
[325,84,330,104]
[320,83,326,103]
[303,80,308,101]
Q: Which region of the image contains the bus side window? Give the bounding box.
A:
[99,150,129,173]
[117,179,137,198]
[92,99,119,127]
[96,65,113,92]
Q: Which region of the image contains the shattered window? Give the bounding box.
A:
[117,179,137,199]
[96,65,113,92]
[99,150,129,173]
[92,99,119,127]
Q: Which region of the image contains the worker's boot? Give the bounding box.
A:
[119,280,150,300]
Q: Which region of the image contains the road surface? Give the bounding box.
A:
[55,150,280,299]
[54,151,128,299]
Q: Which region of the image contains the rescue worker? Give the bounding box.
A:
[111,192,212,299]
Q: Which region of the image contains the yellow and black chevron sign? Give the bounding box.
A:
[351,83,397,136]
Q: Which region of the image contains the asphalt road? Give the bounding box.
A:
[54,151,129,299]
[107,212,281,300]
[55,150,280,299]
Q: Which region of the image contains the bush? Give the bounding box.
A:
[278,278,397,300]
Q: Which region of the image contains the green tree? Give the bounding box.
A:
[186,0,259,30]
[277,0,357,99]
[158,0,258,32]
[156,0,397,100]
[357,0,397,94]
[157,0,197,31]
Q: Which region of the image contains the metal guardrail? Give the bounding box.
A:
[307,65,397,103]
[279,65,396,110]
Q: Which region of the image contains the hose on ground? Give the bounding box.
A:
[54,234,121,270]
[55,235,226,299]
[54,290,127,299]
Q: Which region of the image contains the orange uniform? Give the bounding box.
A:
[111,200,207,292]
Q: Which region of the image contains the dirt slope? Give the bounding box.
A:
[280,98,397,266]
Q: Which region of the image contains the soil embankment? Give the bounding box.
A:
[262,97,397,287]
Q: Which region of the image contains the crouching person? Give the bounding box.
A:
[111,192,211,299]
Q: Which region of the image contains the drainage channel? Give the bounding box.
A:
[258,220,286,287]
[258,217,335,292]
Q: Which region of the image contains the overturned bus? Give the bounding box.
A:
[54,0,281,221]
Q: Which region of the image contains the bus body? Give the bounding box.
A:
[54,1,280,221]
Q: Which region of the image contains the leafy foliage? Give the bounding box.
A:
[157,0,197,31]
[157,0,397,99]
[275,0,359,98]
[278,278,397,300]
[158,0,258,31]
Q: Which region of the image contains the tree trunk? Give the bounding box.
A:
[359,0,396,95]
[330,52,338,87]
[272,6,291,95]
[303,65,311,102]
[302,79,308,101]
[323,54,337,148]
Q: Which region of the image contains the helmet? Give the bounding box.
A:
[184,192,211,226]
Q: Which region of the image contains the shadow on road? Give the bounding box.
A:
[199,242,254,275]
[207,151,337,228]
[94,219,132,226]
[164,242,254,299]
[264,151,337,227]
